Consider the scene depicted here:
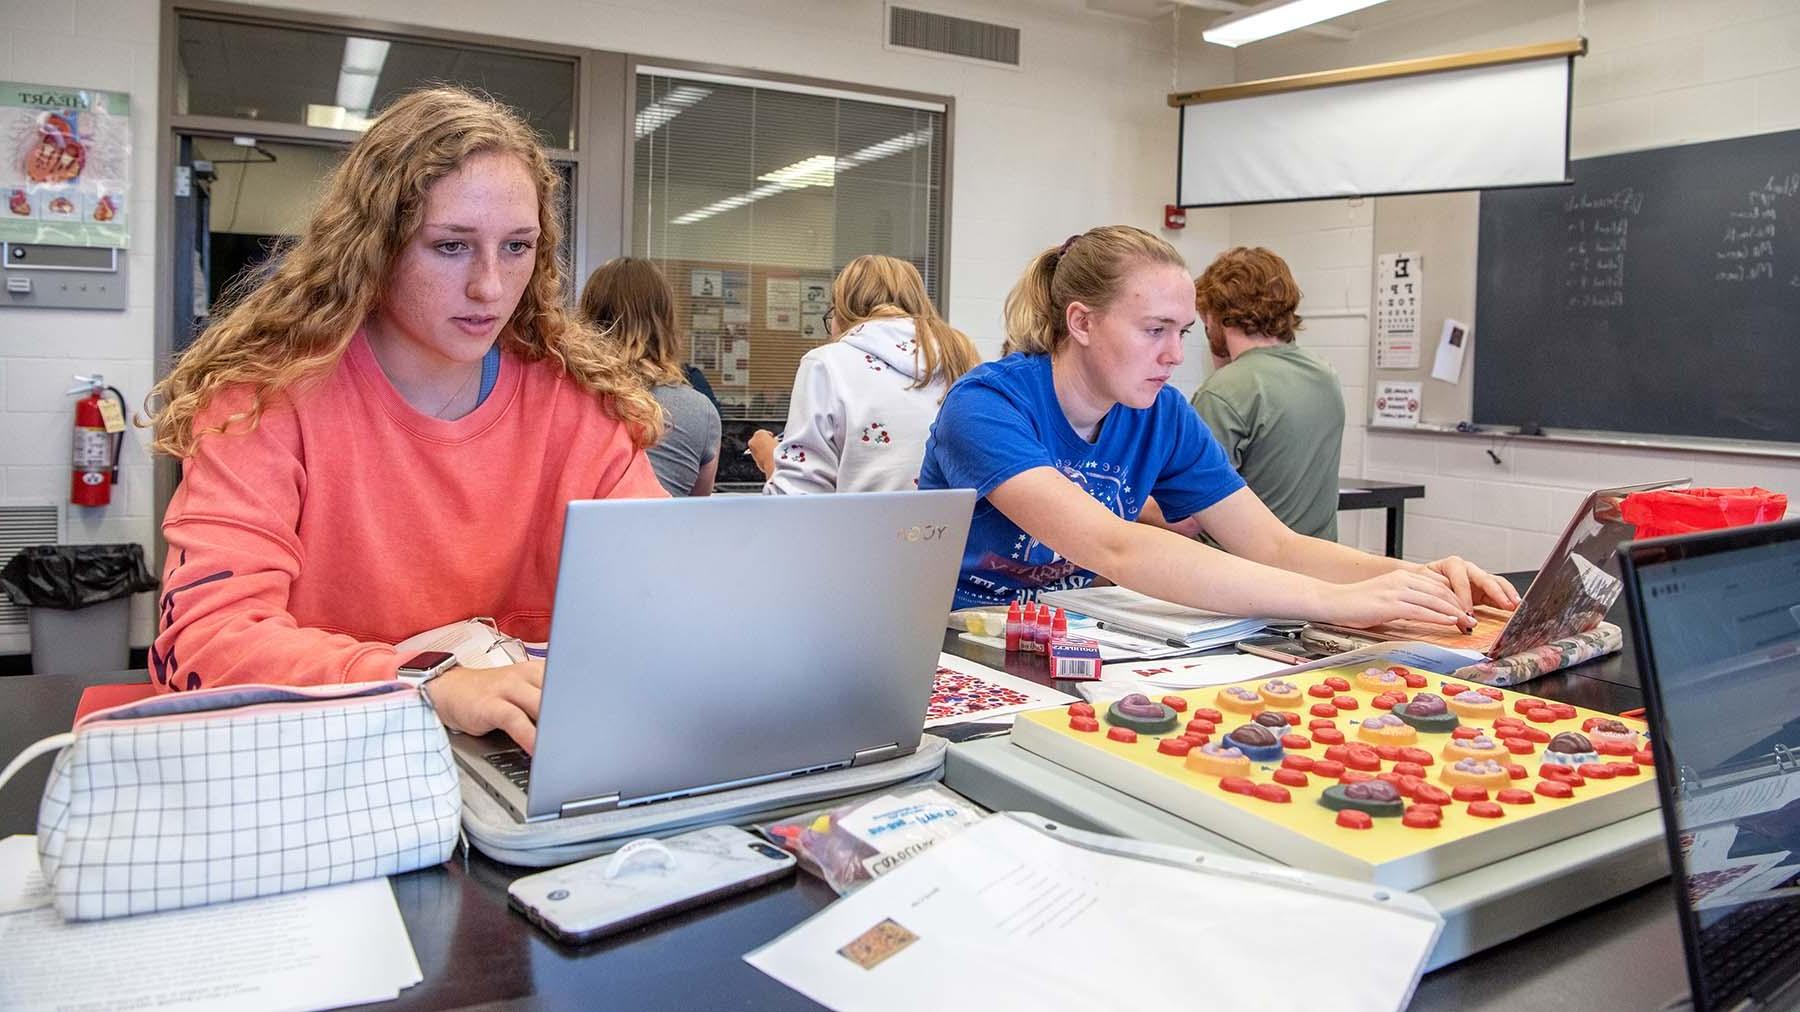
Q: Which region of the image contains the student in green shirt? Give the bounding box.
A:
[1190,247,1347,541]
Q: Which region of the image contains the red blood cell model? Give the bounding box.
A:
[1311,703,1339,718]
[1497,788,1535,805]
[1272,768,1309,788]
[1535,780,1574,799]
[1219,776,1256,795]
[1332,695,1359,710]
[1324,676,1351,692]
[1312,728,1346,745]
[1107,726,1138,743]
[1070,716,1100,732]
[1281,754,1316,771]
[1281,734,1312,750]
[1336,810,1373,830]
[1311,759,1346,778]
[1467,801,1505,818]
[1157,738,1193,756]
[1161,695,1188,712]
[1402,807,1442,829]
[1413,784,1453,806]
[1252,783,1292,803]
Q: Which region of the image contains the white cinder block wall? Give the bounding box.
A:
[1232,0,1800,569]
[0,0,1235,653]
[1,0,163,654]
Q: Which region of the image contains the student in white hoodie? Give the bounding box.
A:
[749,255,978,494]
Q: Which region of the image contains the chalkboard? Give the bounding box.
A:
[1473,129,1800,443]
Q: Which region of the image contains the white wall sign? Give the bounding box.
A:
[1430,318,1470,384]
[1373,381,1422,428]
[766,278,800,330]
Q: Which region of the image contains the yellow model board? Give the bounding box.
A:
[1010,663,1658,890]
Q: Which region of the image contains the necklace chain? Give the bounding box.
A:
[430,363,481,419]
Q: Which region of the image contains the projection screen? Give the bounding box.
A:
[1176,52,1575,207]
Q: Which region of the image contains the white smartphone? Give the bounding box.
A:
[508,825,797,944]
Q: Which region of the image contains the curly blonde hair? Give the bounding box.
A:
[149,86,662,457]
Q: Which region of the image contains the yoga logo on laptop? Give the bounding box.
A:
[898,523,950,543]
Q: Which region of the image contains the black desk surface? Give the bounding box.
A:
[1337,477,1427,510]
[0,573,1687,1010]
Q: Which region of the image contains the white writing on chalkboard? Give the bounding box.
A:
[1716,173,1798,285]
[1563,187,1642,311]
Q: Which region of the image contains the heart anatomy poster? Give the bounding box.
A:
[2,81,131,248]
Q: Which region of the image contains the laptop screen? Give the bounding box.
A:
[1626,519,1800,1010]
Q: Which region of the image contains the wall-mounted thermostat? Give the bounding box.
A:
[2,242,127,310]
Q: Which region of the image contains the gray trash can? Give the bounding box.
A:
[1,543,158,675]
[27,597,132,675]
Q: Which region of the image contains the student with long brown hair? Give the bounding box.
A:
[749,254,977,493]
[918,226,1519,628]
[148,87,667,752]
[579,257,721,497]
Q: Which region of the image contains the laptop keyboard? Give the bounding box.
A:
[1698,896,1800,1006]
[484,748,533,791]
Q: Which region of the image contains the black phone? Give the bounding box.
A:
[1235,635,1331,665]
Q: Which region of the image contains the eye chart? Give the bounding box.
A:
[1375,251,1423,370]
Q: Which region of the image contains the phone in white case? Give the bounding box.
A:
[508,825,796,944]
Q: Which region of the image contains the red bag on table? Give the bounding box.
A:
[1620,486,1789,539]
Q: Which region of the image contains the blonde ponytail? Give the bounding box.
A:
[1001,226,1187,357]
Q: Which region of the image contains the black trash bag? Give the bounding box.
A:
[0,544,159,610]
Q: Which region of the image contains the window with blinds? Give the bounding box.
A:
[632,71,948,425]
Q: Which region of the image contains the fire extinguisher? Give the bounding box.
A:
[67,374,127,508]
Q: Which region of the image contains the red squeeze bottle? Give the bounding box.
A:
[1004,600,1023,653]
[1022,602,1039,653]
[1052,607,1068,642]
[1035,605,1053,652]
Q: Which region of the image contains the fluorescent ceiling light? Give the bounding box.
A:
[335,37,390,117]
[635,85,712,137]
[758,154,837,189]
[1202,0,1387,48]
[671,128,933,225]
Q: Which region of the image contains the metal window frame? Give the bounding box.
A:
[621,54,954,312]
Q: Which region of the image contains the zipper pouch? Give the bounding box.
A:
[0,680,460,921]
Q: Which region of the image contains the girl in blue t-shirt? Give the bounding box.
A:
[918,225,1519,628]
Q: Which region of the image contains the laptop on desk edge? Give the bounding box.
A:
[1316,478,1688,657]
[451,490,975,823]
[1620,516,1800,1012]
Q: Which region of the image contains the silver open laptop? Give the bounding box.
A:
[452,490,975,822]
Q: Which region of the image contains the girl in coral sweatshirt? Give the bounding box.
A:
[147,87,667,753]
